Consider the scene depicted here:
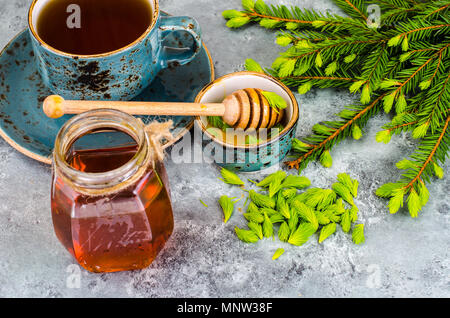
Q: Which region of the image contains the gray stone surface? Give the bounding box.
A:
[0,0,449,298]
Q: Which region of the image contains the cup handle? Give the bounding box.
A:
[158,16,202,69]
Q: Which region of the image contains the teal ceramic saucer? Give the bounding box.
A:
[0,21,214,164]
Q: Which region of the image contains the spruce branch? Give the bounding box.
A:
[286,94,386,171]
[369,0,413,10]
[404,115,449,190]
[378,112,419,139]
[224,0,450,217]
[224,0,329,30]
[377,115,449,217]
[377,1,428,25]
[278,73,358,90]
[415,72,450,134]
[333,0,367,20]
[418,2,450,20]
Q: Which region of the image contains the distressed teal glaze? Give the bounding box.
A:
[29,12,202,100]
[202,123,298,172]
[195,72,299,172]
[0,24,213,163]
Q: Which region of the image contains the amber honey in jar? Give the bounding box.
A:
[51,110,174,273]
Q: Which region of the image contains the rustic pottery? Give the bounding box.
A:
[195,72,299,172]
[28,0,202,100]
[0,23,214,164]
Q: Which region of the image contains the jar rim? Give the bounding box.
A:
[53,109,150,192]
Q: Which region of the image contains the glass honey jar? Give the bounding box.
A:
[51,109,174,273]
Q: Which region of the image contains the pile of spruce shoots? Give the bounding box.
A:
[218,169,365,250]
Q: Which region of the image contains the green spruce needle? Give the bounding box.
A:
[269,213,285,224]
[407,189,421,218]
[247,201,260,214]
[316,189,337,210]
[269,177,283,198]
[276,193,291,219]
[262,211,274,238]
[288,223,316,246]
[323,207,341,223]
[334,198,347,215]
[332,183,355,206]
[259,207,278,216]
[245,58,264,73]
[248,222,264,240]
[376,183,401,198]
[337,173,358,197]
[319,223,337,243]
[222,10,245,19]
[352,224,365,245]
[282,188,298,200]
[278,222,290,242]
[340,210,352,233]
[350,205,359,222]
[316,211,331,225]
[433,163,444,179]
[208,116,231,131]
[320,150,333,168]
[256,170,286,188]
[288,209,299,232]
[220,168,245,186]
[226,16,251,28]
[249,190,276,209]
[235,227,260,243]
[388,189,405,214]
[261,91,288,112]
[219,195,236,223]
[242,0,254,11]
[352,124,363,140]
[280,175,311,189]
[291,200,319,230]
[244,212,264,223]
[272,248,285,260]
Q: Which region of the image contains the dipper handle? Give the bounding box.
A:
[43,89,283,130]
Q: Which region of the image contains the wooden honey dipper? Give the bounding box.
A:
[43,88,284,130]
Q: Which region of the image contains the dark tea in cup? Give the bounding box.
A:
[36,0,153,55]
[29,0,202,100]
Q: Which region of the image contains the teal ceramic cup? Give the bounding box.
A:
[28,0,202,100]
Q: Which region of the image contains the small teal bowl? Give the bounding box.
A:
[194,71,299,172]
